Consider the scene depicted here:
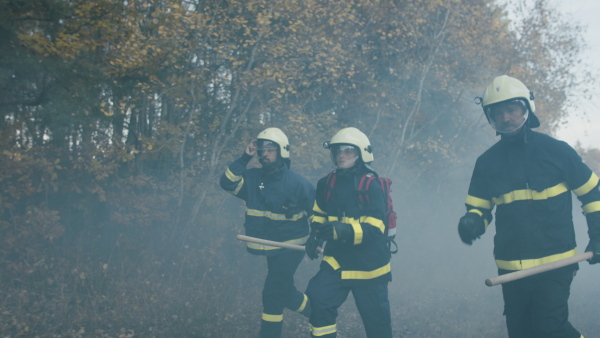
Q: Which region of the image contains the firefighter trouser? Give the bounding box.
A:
[305,266,392,338]
[501,265,581,338]
[260,249,309,338]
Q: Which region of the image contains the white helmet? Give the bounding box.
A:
[481,75,540,133]
[324,127,374,163]
[256,127,290,158]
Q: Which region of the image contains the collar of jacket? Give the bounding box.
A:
[500,126,532,145]
[261,160,286,180]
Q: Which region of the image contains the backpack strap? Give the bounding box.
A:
[357,173,376,205]
[324,171,337,204]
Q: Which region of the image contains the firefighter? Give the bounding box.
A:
[305,127,392,338]
[458,75,600,338]
[220,127,315,338]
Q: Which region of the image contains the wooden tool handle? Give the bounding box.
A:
[236,234,306,251]
[485,251,593,287]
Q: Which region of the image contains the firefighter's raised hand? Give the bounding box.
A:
[458,212,485,245]
[245,139,257,156]
[585,239,600,264]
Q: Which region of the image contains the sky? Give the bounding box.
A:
[551,0,600,149]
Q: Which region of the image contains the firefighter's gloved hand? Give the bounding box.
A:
[305,232,321,260]
[317,221,353,242]
[458,212,485,245]
[585,239,600,264]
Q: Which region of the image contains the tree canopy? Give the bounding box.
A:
[0,0,593,335]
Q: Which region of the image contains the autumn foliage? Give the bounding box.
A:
[0,0,591,336]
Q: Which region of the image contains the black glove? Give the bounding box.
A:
[585,239,600,264]
[305,232,322,260]
[317,221,353,242]
[458,212,485,245]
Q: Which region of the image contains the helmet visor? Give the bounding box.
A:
[330,144,359,168]
[484,99,529,134]
[257,140,279,154]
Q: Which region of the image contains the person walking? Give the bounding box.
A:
[305,127,392,338]
[458,75,600,338]
[220,127,315,338]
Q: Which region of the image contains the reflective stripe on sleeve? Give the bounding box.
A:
[573,173,599,196]
[232,178,244,195]
[466,195,493,209]
[225,168,242,182]
[583,201,600,214]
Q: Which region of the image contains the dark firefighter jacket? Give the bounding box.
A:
[220,153,315,256]
[312,166,392,286]
[465,128,600,271]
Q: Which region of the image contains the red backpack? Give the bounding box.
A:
[324,171,398,254]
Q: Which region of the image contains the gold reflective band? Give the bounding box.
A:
[262,313,283,322]
[492,182,568,205]
[313,201,326,215]
[466,195,493,209]
[296,294,308,313]
[468,209,483,217]
[232,178,244,195]
[312,215,327,224]
[583,201,600,214]
[495,248,578,270]
[350,221,363,245]
[359,216,385,234]
[310,323,337,336]
[323,256,341,270]
[573,173,599,196]
[225,168,242,182]
[341,262,391,280]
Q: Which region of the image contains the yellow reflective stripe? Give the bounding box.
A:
[231,177,244,195]
[495,248,578,270]
[583,201,600,214]
[467,209,489,228]
[225,168,242,182]
[466,195,493,209]
[295,294,308,313]
[341,262,391,280]
[312,215,327,224]
[323,256,340,270]
[359,216,385,234]
[468,209,483,217]
[492,183,568,205]
[262,313,283,322]
[573,173,599,196]
[313,201,326,215]
[351,221,363,245]
[247,235,309,251]
[310,323,337,336]
[246,209,307,221]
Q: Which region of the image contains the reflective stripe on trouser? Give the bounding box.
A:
[260,249,306,338]
[501,265,581,338]
[305,266,392,338]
